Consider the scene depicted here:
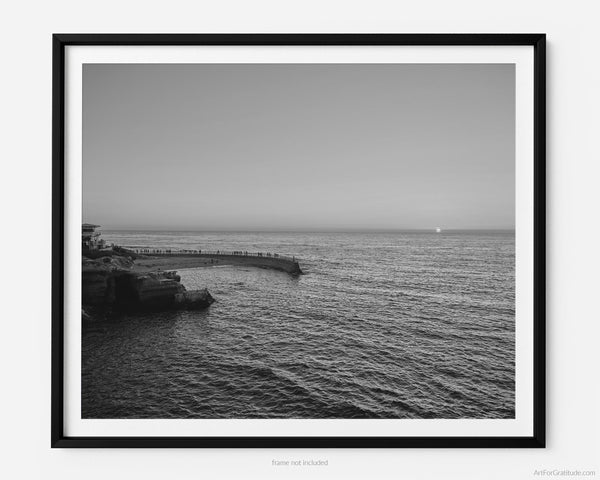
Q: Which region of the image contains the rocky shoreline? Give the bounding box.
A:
[82,241,303,322]
[82,253,214,321]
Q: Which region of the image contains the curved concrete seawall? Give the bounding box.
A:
[151,253,303,275]
[119,246,304,275]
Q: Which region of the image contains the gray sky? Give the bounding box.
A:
[83,63,515,231]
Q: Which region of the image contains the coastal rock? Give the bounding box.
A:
[116,274,214,311]
[174,288,215,310]
[82,262,116,305]
[82,257,213,313]
[82,256,134,305]
[126,274,186,309]
[101,255,134,270]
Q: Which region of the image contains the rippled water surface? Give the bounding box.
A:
[82,231,515,419]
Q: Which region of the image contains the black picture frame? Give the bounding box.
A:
[52,33,546,448]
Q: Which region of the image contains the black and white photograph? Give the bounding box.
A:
[7,0,600,475]
[81,62,517,421]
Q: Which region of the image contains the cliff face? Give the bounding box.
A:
[82,260,119,306]
[113,272,213,311]
[82,256,214,314]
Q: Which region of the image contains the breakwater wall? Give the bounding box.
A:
[123,247,304,275]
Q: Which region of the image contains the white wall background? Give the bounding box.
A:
[0,0,597,478]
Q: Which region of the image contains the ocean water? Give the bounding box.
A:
[82,230,515,419]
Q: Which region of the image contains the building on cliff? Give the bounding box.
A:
[82,223,105,250]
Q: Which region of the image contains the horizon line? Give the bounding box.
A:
[94,226,516,233]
